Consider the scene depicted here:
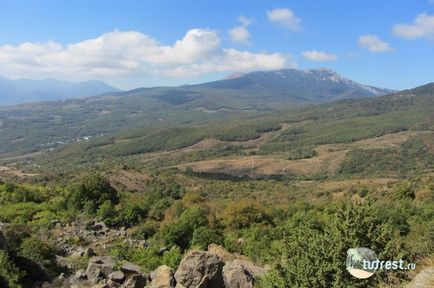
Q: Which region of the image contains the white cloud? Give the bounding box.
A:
[267,8,301,31]
[229,27,251,44]
[393,13,434,40]
[229,16,252,45]
[302,50,338,61]
[357,35,394,52]
[0,29,294,82]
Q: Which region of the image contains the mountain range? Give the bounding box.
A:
[0,68,398,157]
[0,76,120,106]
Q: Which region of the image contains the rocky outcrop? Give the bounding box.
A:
[174,251,224,288]
[406,267,434,288]
[148,265,176,288]
[222,261,254,288]
[86,256,117,284]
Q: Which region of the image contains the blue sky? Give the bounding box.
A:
[0,0,433,90]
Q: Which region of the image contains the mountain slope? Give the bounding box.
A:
[0,76,120,105]
[119,68,394,110]
[3,81,431,177]
[0,68,397,158]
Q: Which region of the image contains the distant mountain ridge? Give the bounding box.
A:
[114,68,396,111]
[0,76,120,106]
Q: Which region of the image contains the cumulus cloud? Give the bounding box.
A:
[0,29,294,81]
[393,13,434,40]
[357,35,394,52]
[267,8,301,31]
[302,50,338,61]
[229,16,252,45]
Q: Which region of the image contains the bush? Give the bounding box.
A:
[68,174,119,211]
[0,250,24,288]
[224,201,270,229]
[160,206,208,250]
[190,227,223,250]
[18,237,59,279]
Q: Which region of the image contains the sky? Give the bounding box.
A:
[0,0,433,90]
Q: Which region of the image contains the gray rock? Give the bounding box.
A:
[74,269,88,280]
[122,274,147,288]
[222,261,254,288]
[86,256,116,283]
[84,247,95,257]
[121,262,142,274]
[174,251,224,288]
[149,265,175,288]
[109,271,126,282]
[158,247,169,255]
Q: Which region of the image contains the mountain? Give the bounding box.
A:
[0,76,121,106]
[0,68,398,158]
[118,68,395,110]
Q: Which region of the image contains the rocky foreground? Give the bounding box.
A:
[1,222,268,288]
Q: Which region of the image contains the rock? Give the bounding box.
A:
[121,262,142,274]
[149,265,175,288]
[138,240,149,248]
[222,261,254,288]
[122,273,147,288]
[230,260,269,278]
[174,251,224,288]
[85,247,95,257]
[0,231,7,251]
[94,222,109,232]
[74,269,88,280]
[158,247,169,255]
[406,267,434,288]
[92,284,110,288]
[86,256,116,283]
[208,244,235,262]
[109,271,126,283]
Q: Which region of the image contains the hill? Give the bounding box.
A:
[0,76,120,106]
[0,69,393,157]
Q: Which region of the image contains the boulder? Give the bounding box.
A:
[74,269,88,280]
[86,256,116,283]
[109,271,126,283]
[121,262,142,274]
[406,267,434,288]
[84,247,95,257]
[222,261,254,288]
[122,274,147,288]
[230,260,269,278]
[149,265,175,288]
[174,251,224,288]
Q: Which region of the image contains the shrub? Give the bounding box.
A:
[0,250,24,288]
[68,174,119,211]
[224,201,270,229]
[190,227,223,250]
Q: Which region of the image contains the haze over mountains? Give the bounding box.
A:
[0,76,120,106]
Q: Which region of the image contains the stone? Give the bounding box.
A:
[74,269,87,280]
[84,247,95,257]
[109,271,126,283]
[149,265,175,288]
[406,267,434,288]
[86,256,116,283]
[121,262,142,274]
[122,273,147,288]
[158,247,169,255]
[222,261,254,288]
[174,251,224,288]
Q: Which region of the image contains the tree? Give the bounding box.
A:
[68,174,119,211]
